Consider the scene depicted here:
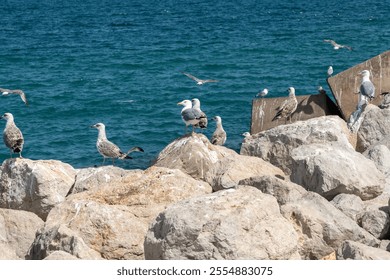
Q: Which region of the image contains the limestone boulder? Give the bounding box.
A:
[358,210,390,239]
[379,93,390,109]
[144,186,300,260]
[357,106,390,152]
[331,194,364,222]
[29,166,212,260]
[281,192,379,259]
[154,133,285,191]
[363,142,390,177]
[43,251,79,260]
[337,240,390,260]
[240,116,354,174]
[0,209,44,259]
[290,143,385,200]
[0,158,76,220]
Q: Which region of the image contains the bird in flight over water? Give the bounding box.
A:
[0,88,28,106]
[323,39,352,51]
[181,72,219,85]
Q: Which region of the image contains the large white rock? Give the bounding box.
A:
[29,166,212,260]
[144,186,300,260]
[290,143,385,200]
[0,158,76,220]
[240,116,354,174]
[0,209,44,259]
[337,240,390,260]
[154,133,285,191]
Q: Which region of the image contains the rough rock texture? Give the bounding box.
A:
[0,158,76,220]
[29,166,212,260]
[290,143,384,200]
[379,94,390,109]
[359,210,390,239]
[154,133,285,191]
[240,116,354,174]
[0,209,44,260]
[144,186,300,260]
[357,106,390,152]
[281,192,379,259]
[337,240,390,260]
[43,250,79,260]
[331,194,364,222]
[364,143,390,177]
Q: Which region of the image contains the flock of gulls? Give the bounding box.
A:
[0,38,377,166]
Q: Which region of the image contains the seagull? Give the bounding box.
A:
[357,70,375,110]
[181,72,219,85]
[256,88,268,98]
[272,87,298,122]
[323,39,352,51]
[91,123,144,165]
[318,86,327,95]
[327,66,333,77]
[178,99,202,133]
[211,116,226,146]
[1,113,24,158]
[0,88,28,106]
[191,98,208,129]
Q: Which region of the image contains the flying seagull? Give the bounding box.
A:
[177,99,202,133]
[327,66,333,77]
[191,98,208,129]
[357,70,375,110]
[181,72,219,85]
[91,123,143,165]
[211,116,227,146]
[272,87,298,122]
[1,113,24,158]
[0,88,28,106]
[256,88,268,98]
[323,39,352,51]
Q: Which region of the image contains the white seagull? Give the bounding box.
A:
[181,72,219,85]
[323,39,352,51]
[91,123,143,165]
[327,66,334,77]
[0,88,28,106]
[177,99,202,133]
[357,70,375,110]
[256,88,268,98]
[1,113,24,158]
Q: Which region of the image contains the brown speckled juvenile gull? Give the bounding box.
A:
[1,113,24,158]
[0,88,28,106]
[211,116,227,146]
[191,98,207,129]
[272,87,298,122]
[181,72,219,85]
[91,122,143,165]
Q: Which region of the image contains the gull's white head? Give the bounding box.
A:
[91,122,105,130]
[1,112,14,121]
[359,70,370,78]
[191,98,201,109]
[177,100,192,108]
[213,116,222,123]
[242,132,250,137]
[288,87,295,96]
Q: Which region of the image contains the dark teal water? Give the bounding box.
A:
[0,0,389,169]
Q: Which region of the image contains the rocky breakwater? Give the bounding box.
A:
[1,102,390,260]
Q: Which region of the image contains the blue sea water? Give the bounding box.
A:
[0,0,389,170]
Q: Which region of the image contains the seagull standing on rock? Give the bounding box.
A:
[272,87,298,123]
[191,98,208,129]
[357,69,375,110]
[327,66,333,77]
[211,116,227,146]
[178,99,202,133]
[256,88,268,98]
[1,113,24,158]
[91,123,143,166]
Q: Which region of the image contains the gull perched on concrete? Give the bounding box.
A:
[191,98,207,129]
[327,66,333,77]
[256,88,268,98]
[272,87,298,122]
[181,72,219,85]
[1,113,24,158]
[358,70,375,110]
[211,116,227,146]
[178,99,202,133]
[323,39,352,51]
[91,123,144,165]
[0,88,28,106]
